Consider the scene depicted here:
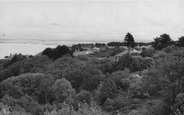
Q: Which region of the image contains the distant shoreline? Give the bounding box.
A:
[0,43,57,59]
[0,39,109,46]
[0,39,107,59]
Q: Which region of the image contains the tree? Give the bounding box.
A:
[124,32,135,48]
[42,45,72,60]
[1,94,42,115]
[129,57,142,72]
[162,46,177,53]
[99,70,130,105]
[107,42,125,47]
[74,90,91,106]
[99,73,117,105]
[44,56,76,79]
[152,33,172,50]
[111,70,130,91]
[176,36,184,47]
[100,59,116,74]
[0,73,47,99]
[0,55,52,82]
[9,53,27,65]
[116,53,133,70]
[140,48,155,57]
[142,50,184,114]
[42,48,53,59]
[64,63,103,92]
[141,57,154,70]
[38,75,55,104]
[95,43,106,48]
[52,78,75,103]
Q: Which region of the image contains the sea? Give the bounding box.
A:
[0,39,97,59]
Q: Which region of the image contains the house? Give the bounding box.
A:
[114,48,142,61]
[5,53,17,60]
[119,46,128,49]
[131,49,142,54]
[5,53,30,60]
[114,50,128,61]
[73,49,93,56]
[92,47,100,52]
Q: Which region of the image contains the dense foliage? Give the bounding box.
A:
[152,33,173,50]
[1,34,184,115]
[42,45,72,60]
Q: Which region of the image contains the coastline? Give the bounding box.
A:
[0,43,57,59]
[0,39,108,59]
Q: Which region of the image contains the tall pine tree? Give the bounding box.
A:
[124,32,135,48]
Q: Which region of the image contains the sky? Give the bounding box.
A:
[0,0,184,42]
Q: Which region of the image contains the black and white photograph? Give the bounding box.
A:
[0,0,184,114]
